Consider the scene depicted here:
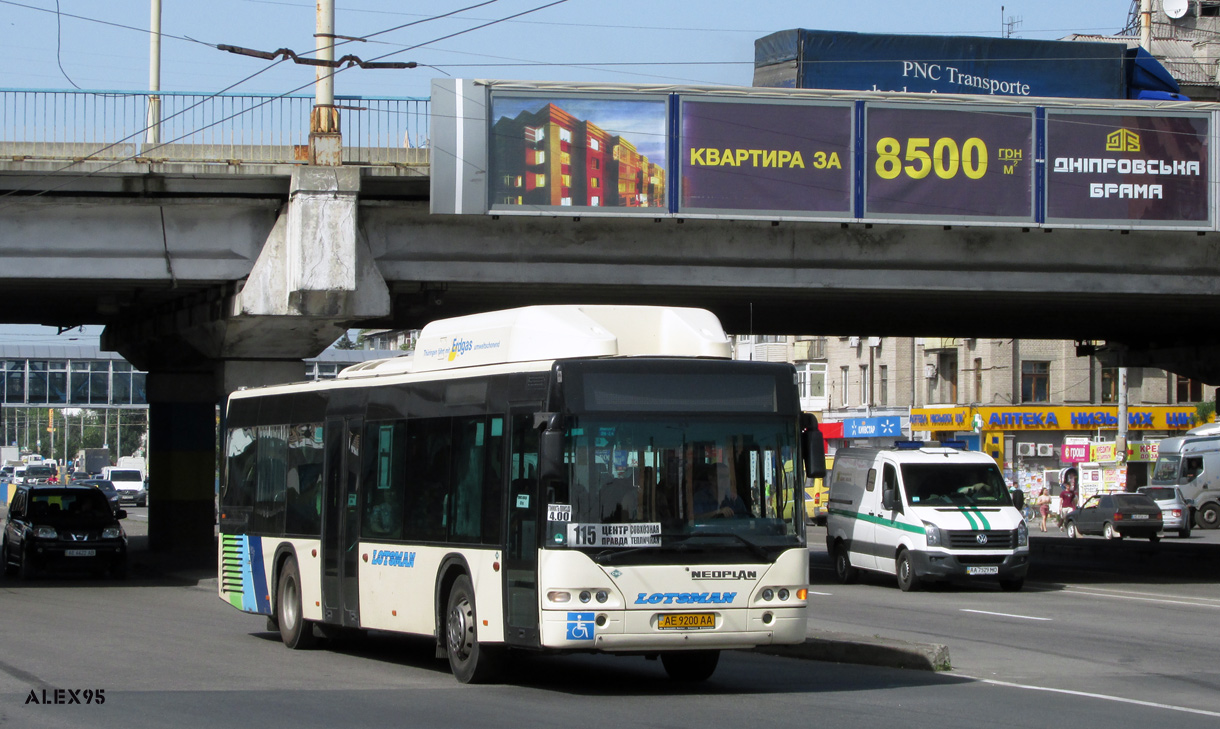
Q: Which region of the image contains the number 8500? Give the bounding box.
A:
[874,137,988,180]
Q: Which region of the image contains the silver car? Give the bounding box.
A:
[1137,486,1194,538]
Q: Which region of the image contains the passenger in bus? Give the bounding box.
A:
[367,488,401,539]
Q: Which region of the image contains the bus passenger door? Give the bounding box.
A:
[322,417,363,627]
[503,410,541,647]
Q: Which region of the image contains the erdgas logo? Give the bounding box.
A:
[690,570,757,581]
[447,338,473,362]
[635,592,736,605]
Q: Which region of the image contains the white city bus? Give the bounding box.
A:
[218,305,825,683]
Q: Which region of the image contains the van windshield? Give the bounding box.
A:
[900,463,1011,506]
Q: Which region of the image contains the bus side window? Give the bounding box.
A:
[361,421,406,541]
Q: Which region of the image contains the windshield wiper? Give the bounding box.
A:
[694,531,770,561]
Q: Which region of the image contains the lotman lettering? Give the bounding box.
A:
[635,592,737,605]
[370,550,416,568]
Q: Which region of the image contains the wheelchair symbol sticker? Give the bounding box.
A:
[566,612,595,641]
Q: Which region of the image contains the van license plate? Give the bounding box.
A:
[966,566,999,575]
[657,613,715,630]
[65,549,95,557]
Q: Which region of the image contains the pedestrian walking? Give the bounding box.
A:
[1036,487,1052,532]
[1058,469,1078,531]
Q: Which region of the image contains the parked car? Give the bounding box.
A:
[1,484,127,579]
[1064,492,1163,541]
[1136,486,1194,538]
[72,478,122,516]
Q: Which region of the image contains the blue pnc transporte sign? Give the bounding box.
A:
[844,416,902,438]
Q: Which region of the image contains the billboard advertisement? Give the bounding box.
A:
[864,105,1034,220]
[1045,111,1210,226]
[487,93,668,213]
[678,99,853,217]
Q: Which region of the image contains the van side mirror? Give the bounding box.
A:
[800,413,827,479]
[1011,490,1025,511]
[535,412,565,483]
[881,487,901,513]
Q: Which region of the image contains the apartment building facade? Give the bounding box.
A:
[734,334,1211,487]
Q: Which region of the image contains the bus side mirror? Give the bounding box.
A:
[535,412,565,483]
[801,413,827,479]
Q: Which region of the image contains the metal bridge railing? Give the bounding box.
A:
[0,89,429,167]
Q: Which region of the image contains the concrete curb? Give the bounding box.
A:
[754,630,951,672]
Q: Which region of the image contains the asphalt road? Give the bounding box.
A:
[806,524,1220,716]
[0,508,1217,727]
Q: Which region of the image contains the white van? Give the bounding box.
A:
[825,445,1029,592]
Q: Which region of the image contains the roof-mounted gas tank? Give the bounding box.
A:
[339,305,732,378]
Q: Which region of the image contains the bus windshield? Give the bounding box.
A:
[552,416,800,560]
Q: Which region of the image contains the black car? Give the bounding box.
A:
[1,484,128,579]
[1064,492,1163,542]
[72,479,122,516]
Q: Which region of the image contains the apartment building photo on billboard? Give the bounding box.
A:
[489,95,667,210]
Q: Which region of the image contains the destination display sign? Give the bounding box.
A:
[678,99,853,216]
[864,105,1034,220]
[1045,111,1210,226]
[567,522,661,548]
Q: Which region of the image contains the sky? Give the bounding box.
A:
[0,0,1139,98]
[0,0,1140,346]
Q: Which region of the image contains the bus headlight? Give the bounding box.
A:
[579,591,592,603]
[595,590,608,603]
[547,591,571,603]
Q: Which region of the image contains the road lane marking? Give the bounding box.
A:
[960,609,1051,621]
[1062,586,1220,609]
[964,676,1220,719]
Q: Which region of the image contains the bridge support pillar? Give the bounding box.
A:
[145,371,217,565]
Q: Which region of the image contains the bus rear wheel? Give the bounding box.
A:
[445,575,502,683]
[276,557,317,650]
[661,650,720,682]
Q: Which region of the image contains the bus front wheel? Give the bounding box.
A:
[276,557,317,650]
[445,575,502,683]
[661,650,720,682]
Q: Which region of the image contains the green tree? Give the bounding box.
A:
[333,331,357,350]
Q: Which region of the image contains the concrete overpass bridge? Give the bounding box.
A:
[3,84,1219,558]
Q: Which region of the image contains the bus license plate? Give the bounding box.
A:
[657,613,715,630]
[65,549,96,557]
[966,566,998,575]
